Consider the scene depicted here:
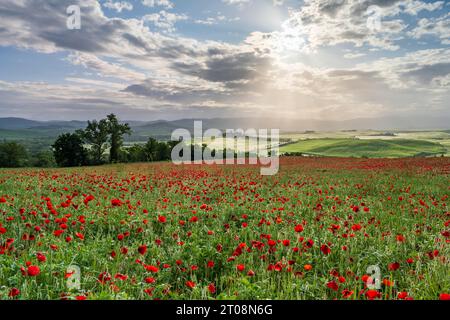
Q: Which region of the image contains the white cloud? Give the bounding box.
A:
[409,13,450,45]
[143,10,188,32]
[222,0,250,6]
[103,0,133,13]
[66,52,146,81]
[141,0,174,9]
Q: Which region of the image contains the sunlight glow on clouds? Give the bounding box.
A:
[0,0,448,122]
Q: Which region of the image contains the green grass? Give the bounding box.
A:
[280,138,447,158]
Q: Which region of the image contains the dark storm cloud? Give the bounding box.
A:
[172,52,272,83]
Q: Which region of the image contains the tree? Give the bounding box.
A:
[126,144,147,163]
[78,119,109,165]
[144,137,159,161]
[0,141,28,167]
[156,141,171,161]
[52,133,87,167]
[106,114,131,163]
[33,150,56,168]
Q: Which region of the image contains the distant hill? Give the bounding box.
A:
[0,117,448,157]
[0,117,43,130]
[1,116,449,133]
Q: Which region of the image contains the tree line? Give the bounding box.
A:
[0,113,276,168]
[0,114,178,168]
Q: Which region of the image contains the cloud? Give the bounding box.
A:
[194,14,240,25]
[222,0,251,6]
[103,1,133,13]
[66,52,146,81]
[259,0,445,52]
[409,12,450,44]
[0,0,448,122]
[141,0,174,9]
[143,10,188,32]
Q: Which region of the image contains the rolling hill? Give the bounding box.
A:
[280,139,447,158]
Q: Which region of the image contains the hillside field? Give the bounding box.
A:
[280,138,447,158]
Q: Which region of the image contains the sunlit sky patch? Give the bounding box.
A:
[0,0,448,122]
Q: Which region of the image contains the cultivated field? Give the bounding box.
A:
[280,130,450,157]
[0,158,449,300]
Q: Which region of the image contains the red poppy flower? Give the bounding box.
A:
[342,289,353,298]
[145,265,159,273]
[294,224,304,233]
[186,281,196,289]
[388,262,400,271]
[361,274,370,283]
[36,253,46,262]
[320,244,331,255]
[83,195,94,205]
[365,290,380,300]
[440,293,450,300]
[111,199,122,207]
[75,233,84,240]
[383,279,394,287]
[207,261,215,268]
[138,245,147,255]
[27,265,40,277]
[114,273,128,281]
[145,277,156,284]
[98,272,111,284]
[144,288,154,296]
[8,288,20,297]
[397,292,408,299]
[327,281,339,291]
[158,216,167,223]
[237,264,245,272]
[208,283,216,294]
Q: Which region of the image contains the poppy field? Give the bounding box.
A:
[0,157,449,300]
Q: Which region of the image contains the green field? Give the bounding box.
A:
[280,138,447,158]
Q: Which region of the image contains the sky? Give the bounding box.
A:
[0,0,449,122]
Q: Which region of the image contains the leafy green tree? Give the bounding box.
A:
[156,141,171,161]
[52,133,87,167]
[144,137,159,161]
[0,141,29,167]
[33,150,56,168]
[126,144,147,163]
[106,114,131,163]
[78,119,109,164]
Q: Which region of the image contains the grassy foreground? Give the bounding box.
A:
[0,158,449,300]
